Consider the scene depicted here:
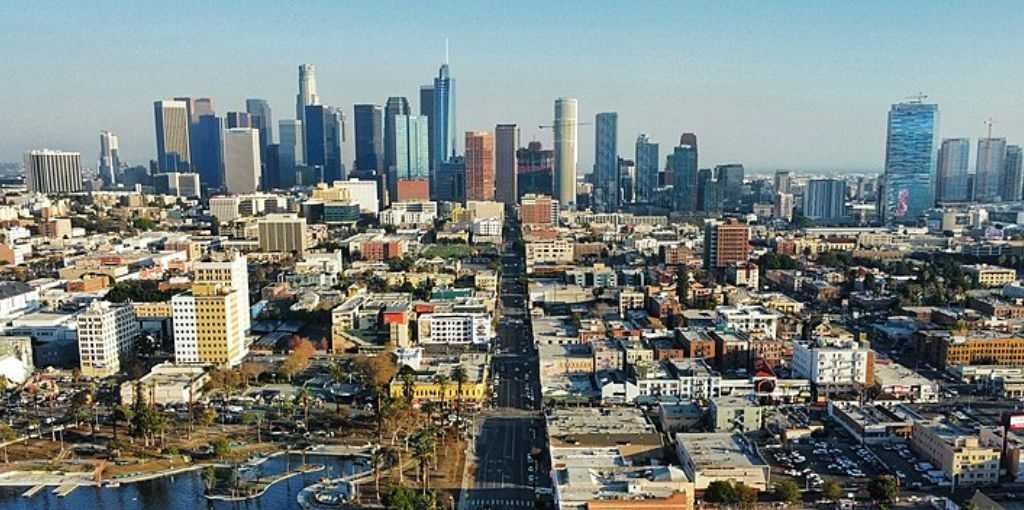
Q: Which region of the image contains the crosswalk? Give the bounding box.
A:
[463,498,533,509]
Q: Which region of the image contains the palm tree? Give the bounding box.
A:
[433,374,451,410]
[411,428,437,494]
[113,404,133,442]
[327,361,348,414]
[370,446,393,502]
[294,387,312,431]
[0,424,16,463]
[400,372,416,406]
[451,365,468,423]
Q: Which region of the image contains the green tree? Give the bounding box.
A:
[704,480,737,504]
[675,266,690,306]
[0,423,16,463]
[327,361,348,414]
[433,373,450,409]
[451,364,468,423]
[774,480,801,506]
[867,475,898,506]
[384,485,437,510]
[210,437,231,459]
[400,371,416,406]
[412,428,437,494]
[294,387,312,430]
[735,482,758,509]
[822,479,843,502]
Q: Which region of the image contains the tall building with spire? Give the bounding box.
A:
[98,130,120,188]
[296,64,320,122]
[553,97,578,208]
[431,59,456,195]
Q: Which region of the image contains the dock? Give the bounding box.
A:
[21,485,46,498]
[53,483,78,497]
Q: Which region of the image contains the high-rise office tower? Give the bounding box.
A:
[278,119,304,189]
[594,112,619,212]
[246,98,273,148]
[25,150,83,194]
[680,133,698,152]
[153,100,192,171]
[304,105,346,183]
[420,85,435,170]
[384,97,411,177]
[774,192,795,222]
[296,64,320,121]
[192,98,215,121]
[879,100,938,223]
[193,114,224,188]
[517,141,555,199]
[173,256,250,367]
[976,138,1008,202]
[1004,145,1024,203]
[635,134,659,204]
[697,168,719,213]
[392,114,430,201]
[804,179,848,222]
[494,124,519,206]
[464,131,495,201]
[172,96,195,124]
[774,170,792,194]
[226,111,252,129]
[703,219,751,270]
[618,157,636,205]
[670,141,698,212]
[258,214,308,254]
[431,63,457,177]
[716,164,745,210]
[98,131,120,188]
[936,138,970,202]
[193,255,250,334]
[553,97,578,208]
[223,128,261,193]
[354,104,384,173]
[435,157,465,203]
[77,301,139,378]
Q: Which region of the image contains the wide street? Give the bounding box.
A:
[461,220,547,510]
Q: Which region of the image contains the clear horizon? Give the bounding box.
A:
[1,0,1022,174]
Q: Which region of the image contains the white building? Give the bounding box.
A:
[120,363,210,406]
[716,305,780,339]
[0,282,40,320]
[417,313,493,345]
[635,358,722,403]
[77,301,140,378]
[792,337,874,386]
[726,261,759,289]
[380,201,438,226]
[25,149,83,194]
[209,195,241,224]
[193,255,250,333]
[223,128,262,194]
[525,239,574,270]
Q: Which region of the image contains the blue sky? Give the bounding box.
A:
[1,0,1022,173]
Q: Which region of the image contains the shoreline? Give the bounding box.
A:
[0,445,372,490]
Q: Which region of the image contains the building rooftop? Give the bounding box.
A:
[676,433,767,469]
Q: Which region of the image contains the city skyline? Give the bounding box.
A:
[2,1,1023,173]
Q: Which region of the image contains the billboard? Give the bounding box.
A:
[1007,413,1024,431]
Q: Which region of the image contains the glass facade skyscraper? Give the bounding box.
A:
[670,143,698,212]
[880,101,938,223]
[383,96,410,179]
[192,114,224,188]
[432,64,456,181]
[804,178,848,222]
[1004,145,1024,202]
[976,138,1007,202]
[936,138,969,202]
[353,104,384,173]
[594,112,619,212]
[393,114,429,184]
[634,134,659,204]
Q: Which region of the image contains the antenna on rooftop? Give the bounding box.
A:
[906,92,928,103]
[445,37,449,65]
[985,118,995,139]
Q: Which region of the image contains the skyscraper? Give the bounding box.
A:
[192,114,224,188]
[553,97,578,208]
[804,179,848,222]
[879,100,938,223]
[354,104,384,173]
[495,124,519,206]
[296,64,320,121]
[192,98,215,121]
[696,168,719,213]
[278,119,304,189]
[635,134,659,204]
[420,85,435,170]
[98,130,120,188]
[464,131,495,201]
[25,150,83,194]
[594,112,619,212]
[432,63,456,178]
[936,138,970,202]
[435,156,465,203]
[618,157,636,205]
[392,114,430,200]
[517,142,555,200]
[703,219,751,270]
[384,97,411,178]
[670,142,698,212]
[226,111,252,129]
[223,128,261,194]
[153,100,191,171]
[976,138,1007,202]
[304,105,345,183]
[246,99,273,148]
[1004,145,1024,203]
[774,170,792,194]
[716,164,745,210]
